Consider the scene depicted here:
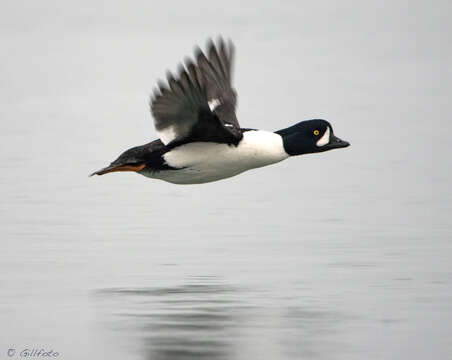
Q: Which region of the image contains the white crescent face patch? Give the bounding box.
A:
[316,126,330,147]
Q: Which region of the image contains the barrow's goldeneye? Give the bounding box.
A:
[91,38,350,184]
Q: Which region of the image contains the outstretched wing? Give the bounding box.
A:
[150,38,242,146]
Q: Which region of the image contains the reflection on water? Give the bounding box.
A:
[96,276,350,360]
[280,307,350,359]
[2,2,452,359]
[97,277,247,360]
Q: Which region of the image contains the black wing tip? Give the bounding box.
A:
[194,45,208,64]
[155,37,234,90]
[207,36,234,54]
[206,36,229,50]
[193,45,204,61]
[149,86,161,105]
[176,63,185,76]
[197,36,233,58]
[183,56,194,67]
[206,38,217,56]
[166,70,175,83]
[149,81,166,106]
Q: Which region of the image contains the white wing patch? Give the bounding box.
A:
[158,125,177,145]
[316,127,330,147]
[208,98,221,112]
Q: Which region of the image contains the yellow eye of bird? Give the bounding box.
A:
[313,130,320,135]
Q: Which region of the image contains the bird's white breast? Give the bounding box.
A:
[149,130,289,184]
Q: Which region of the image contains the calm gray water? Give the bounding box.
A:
[1,1,451,359]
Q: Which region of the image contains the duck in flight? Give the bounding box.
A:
[91,38,350,184]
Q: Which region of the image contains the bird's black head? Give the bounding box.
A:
[276,119,350,156]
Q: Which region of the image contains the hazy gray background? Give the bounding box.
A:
[1,1,451,359]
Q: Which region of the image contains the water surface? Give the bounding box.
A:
[1,1,451,359]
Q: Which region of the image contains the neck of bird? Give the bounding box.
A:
[275,126,311,156]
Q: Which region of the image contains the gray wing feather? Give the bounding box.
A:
[150,37,241,145]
